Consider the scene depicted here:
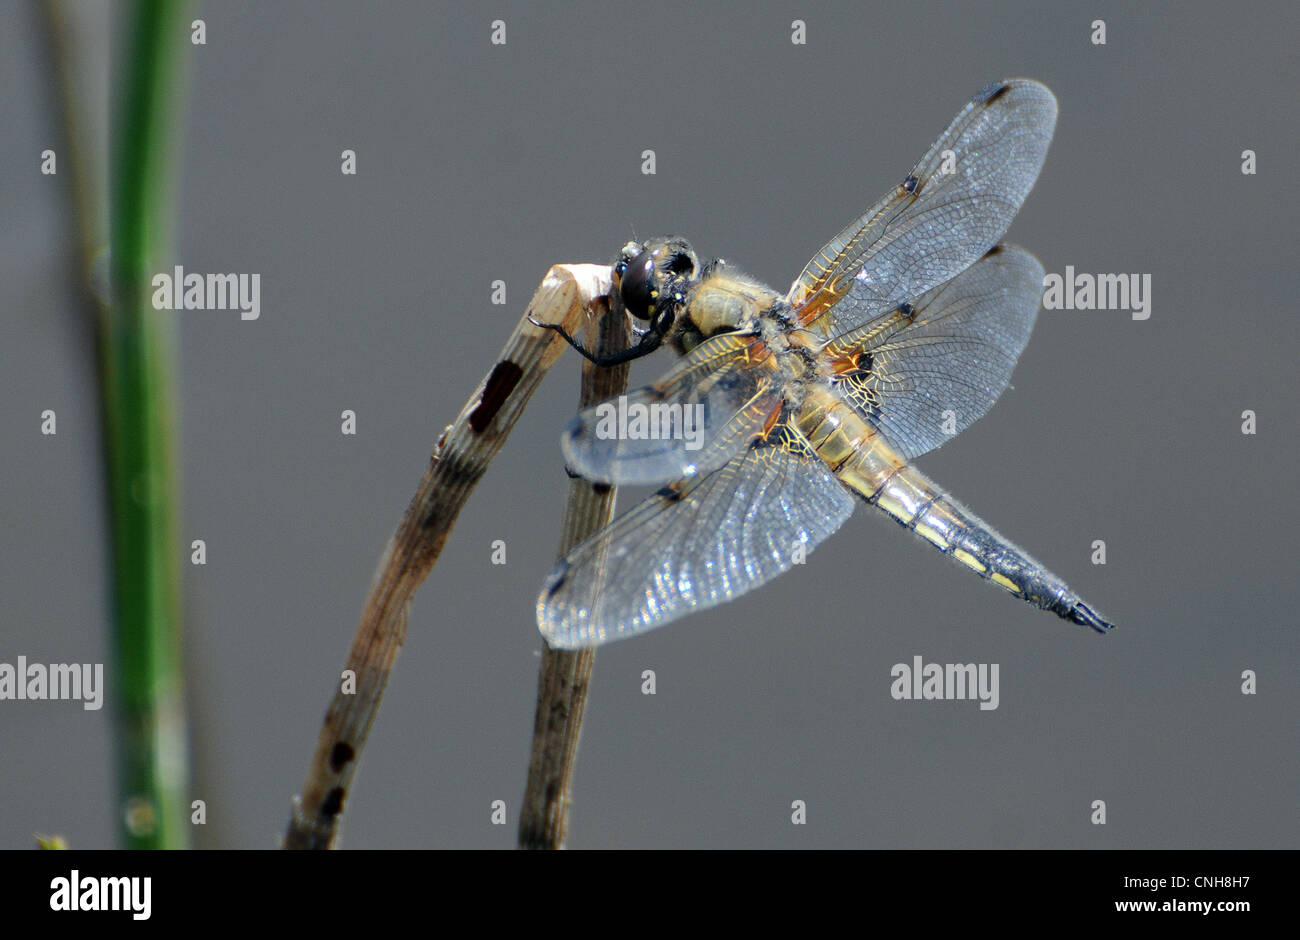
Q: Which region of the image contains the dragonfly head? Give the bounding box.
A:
[614,237,699,347]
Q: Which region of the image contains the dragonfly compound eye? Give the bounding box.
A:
[620,249,658,321]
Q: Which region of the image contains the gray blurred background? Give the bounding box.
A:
[3,1,1296,848]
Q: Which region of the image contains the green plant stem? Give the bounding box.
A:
[107,0,190,849]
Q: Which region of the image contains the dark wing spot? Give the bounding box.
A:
[983,243,1005,258]
[544,563,570,600]
[897,301,916,321]
[469,360,524,433]
[900,173,920,194]
[591,481,612,496]
[974,80,1010,104]
[320,787,346,819]
[655,484,683,503]
[329,742,355,773]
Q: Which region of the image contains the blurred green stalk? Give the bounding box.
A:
[106,0,191,849]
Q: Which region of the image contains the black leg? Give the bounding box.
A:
[529,316,664,367]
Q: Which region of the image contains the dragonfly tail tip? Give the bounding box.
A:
[1070,601,1116,635]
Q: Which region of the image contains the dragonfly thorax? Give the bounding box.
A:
[675,265,783,354]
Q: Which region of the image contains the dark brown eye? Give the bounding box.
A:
[620,249,657,321]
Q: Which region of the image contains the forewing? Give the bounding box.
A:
[561,331,780,486]
[823,243,1044,460]
[788,79,1056,338]
[538,422,855,648]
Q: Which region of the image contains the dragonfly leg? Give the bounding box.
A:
[528,315,663,367]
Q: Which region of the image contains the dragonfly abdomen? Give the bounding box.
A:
[819,412,1114,633]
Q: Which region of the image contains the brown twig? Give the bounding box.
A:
[283,264,615,849]
[518,294,631,849]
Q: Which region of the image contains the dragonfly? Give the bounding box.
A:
[534,78,1115,649]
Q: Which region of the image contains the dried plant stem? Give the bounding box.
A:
[284,264,615,850]
[518,302,630,849]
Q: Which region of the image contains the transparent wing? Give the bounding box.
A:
[822,243,1044,460]
[538,422,855,648]
[561,331,781,486]
[787,78,1056,338]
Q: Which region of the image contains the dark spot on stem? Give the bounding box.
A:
[469,360,524,432]
[321,787,346,819]
[329,742,355,773]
